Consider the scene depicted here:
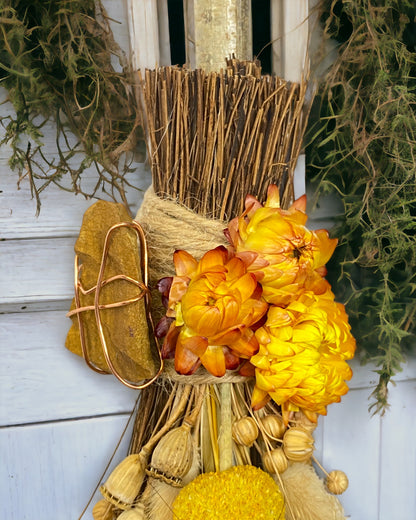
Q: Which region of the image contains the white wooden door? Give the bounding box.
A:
[1,2,415,519]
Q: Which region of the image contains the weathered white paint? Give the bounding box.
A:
[0,311,138,426]
[1,2,415,520]
[0,161,151,240]
[127,0,160,70]
[271,0,309,81]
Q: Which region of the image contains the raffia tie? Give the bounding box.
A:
[136,186,248,384]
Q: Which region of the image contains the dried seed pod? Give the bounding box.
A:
[146,424,193,486]
[100,453,147,510]
[260,415,286,440]
[92,499,114,520]
[293,411,318,433]
[326,470,349,495]
[283,427,314,462]
[262,447,289,474]
[117,504,146,519]
[232,416,259,447]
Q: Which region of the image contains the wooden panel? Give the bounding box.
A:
[294,154,306,199]
[1,237,77,311]
[271,0,308,82]
[0,311,138,426]
[127,0,160,70]
[0,160,151,240]
[379,380,416,519]
[0,415,133,520]
[348,356,416,390]
[321,388,381,519]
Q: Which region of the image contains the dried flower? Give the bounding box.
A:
[326,470,349,495]
[282,427,315,462]
[172,465,285,520]
[262,447,289,474]
[250,287,356,422]
[226,185,337,305]
[160,246,268,376]
[232,416,259,447]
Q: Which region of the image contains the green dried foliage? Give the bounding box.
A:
[0,0,144,213]
[307,0,416,413]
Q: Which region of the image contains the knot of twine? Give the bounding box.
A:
[136,186,251,385]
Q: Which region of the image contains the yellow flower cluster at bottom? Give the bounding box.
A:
[172,465,285,520]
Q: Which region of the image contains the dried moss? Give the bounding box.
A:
[0,0,144,213]
[307,0,416,412]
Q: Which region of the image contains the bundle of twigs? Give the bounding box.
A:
[141,59,308,218]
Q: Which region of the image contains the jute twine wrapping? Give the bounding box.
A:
[136,186,228,283]
[136,187,249,385]
[162,360,249,385]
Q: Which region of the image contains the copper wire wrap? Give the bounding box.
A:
[67,220,164,389]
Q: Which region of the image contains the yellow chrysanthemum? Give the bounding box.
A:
[250,287,356,422]
[226,185,337,305]
[173,465,285,520]
[160,246,268,377]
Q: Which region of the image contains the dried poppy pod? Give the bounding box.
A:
[326,470,349,495]
[293,411,318,433]
[232,416,259,447]
[146,423,194,487]
[260,415,286,440]
[262,447,289,474]
[117,504,146,519]
[282,427,314,462]
[92,499,115,520]
[100,453,147,510]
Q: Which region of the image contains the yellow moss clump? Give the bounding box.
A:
[172,465,285,520]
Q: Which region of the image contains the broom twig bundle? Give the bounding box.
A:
[140,59,308,218]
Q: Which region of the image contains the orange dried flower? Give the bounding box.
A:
[160,246,268,377]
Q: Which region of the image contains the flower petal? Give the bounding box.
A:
[251,386,270,410]
[200,345,226,377]
[173,250,198,277]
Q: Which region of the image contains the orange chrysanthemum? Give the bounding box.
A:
[250,285,356,423]
[160,246,268,377]
[226,185,338,305]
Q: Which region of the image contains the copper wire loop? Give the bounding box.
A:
[67,220,164,389]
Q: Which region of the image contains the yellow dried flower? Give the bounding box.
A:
[226,185,337,305]
[172,465,285,520]
[250,286,356,422]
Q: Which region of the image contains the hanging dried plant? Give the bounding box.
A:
[0,0,145,213]
[307,0,416,412]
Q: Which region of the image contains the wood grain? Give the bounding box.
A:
[0,311,138,426]
[322,387,382,518]
[0,160,151,240]
[0,415,134,520]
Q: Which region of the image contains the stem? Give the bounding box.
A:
[218,383,233,471]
